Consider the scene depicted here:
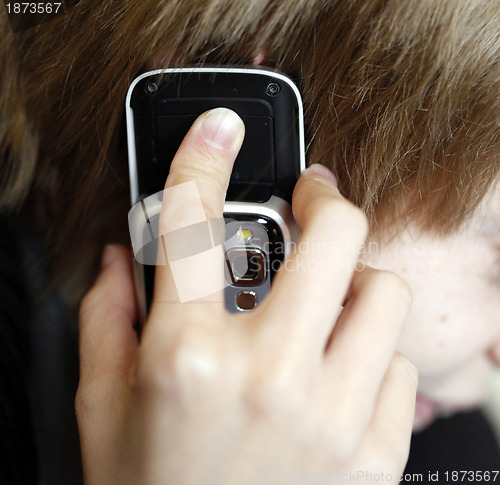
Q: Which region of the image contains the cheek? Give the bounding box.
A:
[419,355,494,410]
[403,270,500,377]
[396,283,495,375]
[367,237,500,376]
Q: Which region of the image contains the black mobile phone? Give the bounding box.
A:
[126,67,305,319]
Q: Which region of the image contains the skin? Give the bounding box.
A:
[76,109,417,484]
[252,49,500,430]
[366,187,500,430]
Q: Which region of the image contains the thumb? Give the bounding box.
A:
[78,244,139,388]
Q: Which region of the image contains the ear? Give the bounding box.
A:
[489,337,500,364]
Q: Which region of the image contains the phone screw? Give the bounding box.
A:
[266,82,280,96]
[145,82,158,95]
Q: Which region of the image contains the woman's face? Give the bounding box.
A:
[365,184,500,431]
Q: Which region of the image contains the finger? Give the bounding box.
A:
[76,245,139,485]
[261,164,368,356]
[78,244,139,388]
[356,352,418,475]
[320,267,412,433]
[153,108,245,310]
[165,108,245,219]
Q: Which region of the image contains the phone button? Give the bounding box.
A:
[236,291,258,311]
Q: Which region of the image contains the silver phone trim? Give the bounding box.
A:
[223,197,298,259]
[128,195,298,322]
[128,195,297,263]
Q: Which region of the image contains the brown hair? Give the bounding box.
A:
[1,0,499,301]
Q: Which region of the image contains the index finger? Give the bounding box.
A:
[152,108,245,309]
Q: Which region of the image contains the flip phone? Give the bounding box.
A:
[126,67,305,318]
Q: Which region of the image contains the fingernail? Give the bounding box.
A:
[101,244,119,269]
[199,108,244,149]
[306,163,338,186]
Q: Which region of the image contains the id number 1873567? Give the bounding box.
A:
[5,3,62,14]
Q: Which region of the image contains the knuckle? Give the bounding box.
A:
[246,366,309,421]
[373,270,413,307]
[133,355,176,397]
[312,197,369,238]
[360,270,413,326]
[180,161,227,191]
[158,171,226,235]
[294,177,369,241]
[135,326,226,397]
[198,137,234,162]
[172,135,231,191]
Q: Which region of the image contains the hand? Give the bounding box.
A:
[76,108,417,485]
